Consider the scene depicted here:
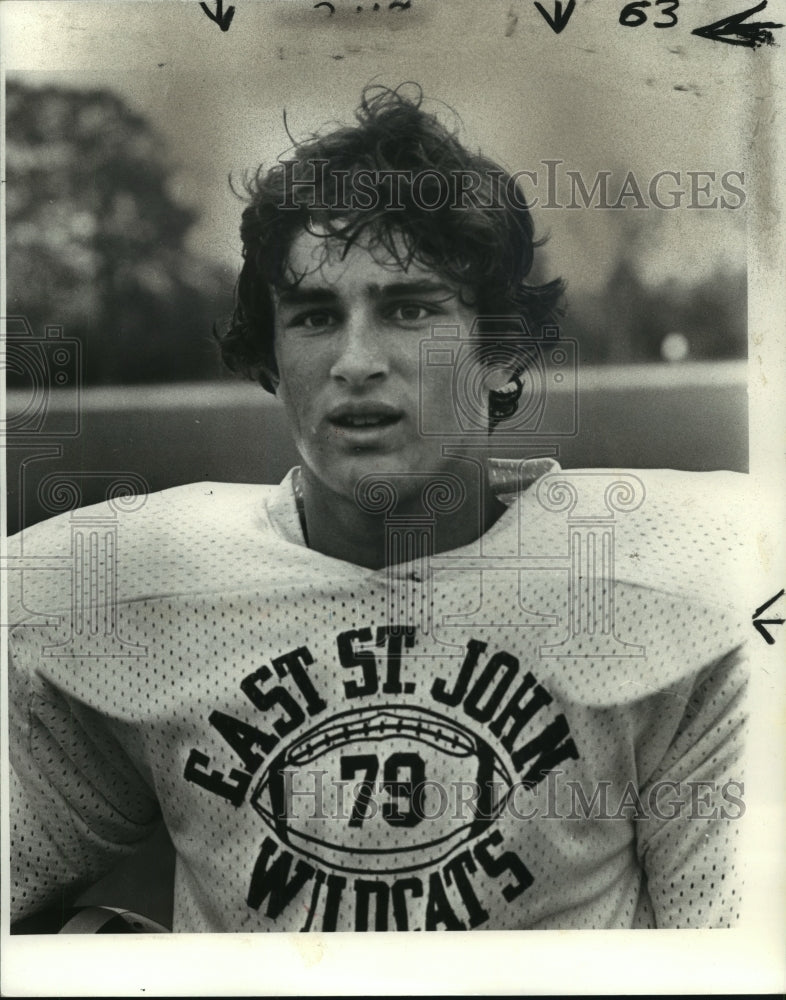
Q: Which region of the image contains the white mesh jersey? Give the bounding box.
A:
[7,459,748,932]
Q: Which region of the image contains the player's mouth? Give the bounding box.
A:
[326,402,404,442]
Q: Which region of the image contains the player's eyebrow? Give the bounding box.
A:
[372,280,457,300]
[278,280,456,303]
[275,287,339,307]
[275,279,459,315]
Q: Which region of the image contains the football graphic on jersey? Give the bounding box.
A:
[250,705,514,874]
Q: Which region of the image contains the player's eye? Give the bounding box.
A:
[388,303,438,324]
[290,310,338,330]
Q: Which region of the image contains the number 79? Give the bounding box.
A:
[340,752,426,828]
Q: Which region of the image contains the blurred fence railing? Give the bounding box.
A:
[5,361,747,534]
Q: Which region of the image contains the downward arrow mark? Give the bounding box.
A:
[199,0,236,32]
[534,0,577,34]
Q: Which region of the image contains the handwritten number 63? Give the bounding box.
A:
[620,0,679,28]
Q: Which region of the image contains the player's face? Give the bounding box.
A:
[272,229,494,504]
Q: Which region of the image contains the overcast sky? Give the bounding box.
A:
[4,0,756,294]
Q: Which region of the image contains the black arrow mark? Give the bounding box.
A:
[534,0,577,34]
[753,618,784,644]
[752,588,785,644]
[692,0,783,48]
[753,588,785,618]
[199,0,236,31]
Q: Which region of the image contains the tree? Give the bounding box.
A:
[5,79,233,385]
[560,253,746,365]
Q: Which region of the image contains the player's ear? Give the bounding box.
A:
[481,362,520,395]
[483,362,513,392]
[488,372,523,426]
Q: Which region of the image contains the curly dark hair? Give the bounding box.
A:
[217,83,565,422]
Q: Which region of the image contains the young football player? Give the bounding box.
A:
[8,85,748,932]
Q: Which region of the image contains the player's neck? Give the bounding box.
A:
[297,463,507,570]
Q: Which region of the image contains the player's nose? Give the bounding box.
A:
[329,312,390,386]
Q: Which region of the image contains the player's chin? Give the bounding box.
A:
[315,448,435,504]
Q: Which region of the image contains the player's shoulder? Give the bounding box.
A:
[530,465,747,514]
[515,467,751,704]
[132,479,281,529]
[519,465,747,533]
[519,466,749,606]
[5,480,285,619]
[9,479,279,547]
